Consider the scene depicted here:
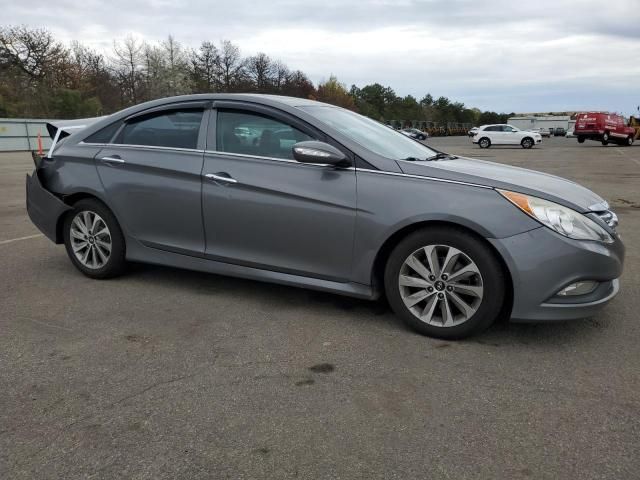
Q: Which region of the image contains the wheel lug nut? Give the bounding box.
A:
[427,287,433,292]
[441,274,448,280]
[429,275,436,281]
[447,286,453,291]
[438,293,444,299]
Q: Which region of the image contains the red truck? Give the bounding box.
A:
[574,112,635,146]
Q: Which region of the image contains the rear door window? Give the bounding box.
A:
[216,110,314,160]
[115,109,204,149]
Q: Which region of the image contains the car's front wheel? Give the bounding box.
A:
[602,132,609,145]
[63,198,127,279]
[521,137,534,149]
[478,137,491,148]
[384,227,506,339]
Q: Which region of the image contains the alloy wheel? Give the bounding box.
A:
[398,244,484,327]
[70,210,112,269]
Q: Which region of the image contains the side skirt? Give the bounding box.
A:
[125,237,377,300]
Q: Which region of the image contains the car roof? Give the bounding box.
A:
[134,93,329,109]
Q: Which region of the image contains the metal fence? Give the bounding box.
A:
[0,118,58,152]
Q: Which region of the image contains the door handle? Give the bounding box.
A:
[205,173,238,184]
[100,155,125,165]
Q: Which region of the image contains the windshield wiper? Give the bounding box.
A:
[400,156,422,162]
[426,152,457,161]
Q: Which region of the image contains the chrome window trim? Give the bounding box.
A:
[79,142,204,154]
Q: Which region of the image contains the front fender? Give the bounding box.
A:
[350,170,540,285]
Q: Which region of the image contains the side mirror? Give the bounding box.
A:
[292,141,349,167]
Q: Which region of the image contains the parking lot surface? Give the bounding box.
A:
[1,137,639,479]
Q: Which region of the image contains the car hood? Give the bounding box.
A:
[397,156,606,213]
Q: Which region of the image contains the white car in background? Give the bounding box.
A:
[473,124,542,149]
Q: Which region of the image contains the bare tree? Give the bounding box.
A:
[142,42,166,100]
[272,60,290,93]
[218,40,244,92]
[162,35,188,96]
[283,70,315,99]
[189,41,219,93]
[245,52,274,92]
[112,35,143,104]
[0,25,66,83]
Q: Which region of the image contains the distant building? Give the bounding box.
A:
[507,115,574,132]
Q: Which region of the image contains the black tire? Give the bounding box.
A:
[521,137,534,149]
[384,226,506,340]
[577,136,585,143]
[478,137,491,149]
[624,136,633,146]
[63,198,127,279]
[602,132,609,145]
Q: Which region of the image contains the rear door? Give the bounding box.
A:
[201,102,357,281]
[94,103,208,255]
[485,125,503,144]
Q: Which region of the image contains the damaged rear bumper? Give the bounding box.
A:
[26,171,71,244]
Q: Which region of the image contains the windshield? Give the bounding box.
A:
[300,106,437,160]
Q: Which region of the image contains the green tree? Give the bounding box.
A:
[316,75,356,110]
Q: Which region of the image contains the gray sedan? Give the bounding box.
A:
[26,94,624,339]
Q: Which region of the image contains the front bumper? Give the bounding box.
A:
[490,226,624,322]
[26,171,70,244]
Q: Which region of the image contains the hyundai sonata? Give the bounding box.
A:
[26,94,624,339]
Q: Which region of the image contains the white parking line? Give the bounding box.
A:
[0,234,44,246]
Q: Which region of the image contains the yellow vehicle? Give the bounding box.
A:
[630,116,640,141]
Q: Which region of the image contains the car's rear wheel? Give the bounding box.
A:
[521,137,534,149]
[478,137,491,148]
[63,199,127,279]
[384,227,505,339]
[578,136,585,143]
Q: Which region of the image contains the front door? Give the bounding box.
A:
[201,106,357,281]
[95,105,207,255]
[501,125,518,144]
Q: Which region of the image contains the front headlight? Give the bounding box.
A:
[499,190,613,243]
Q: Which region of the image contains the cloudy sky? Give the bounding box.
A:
[6,0,640,114]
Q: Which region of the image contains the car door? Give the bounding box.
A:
[483,125,501,144]
[201,103,357,281]
[501,125,518,144]
[95,102,208,255]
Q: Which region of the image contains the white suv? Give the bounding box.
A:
[473,124,542,149]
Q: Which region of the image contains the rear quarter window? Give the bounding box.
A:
[83,121,122,144]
